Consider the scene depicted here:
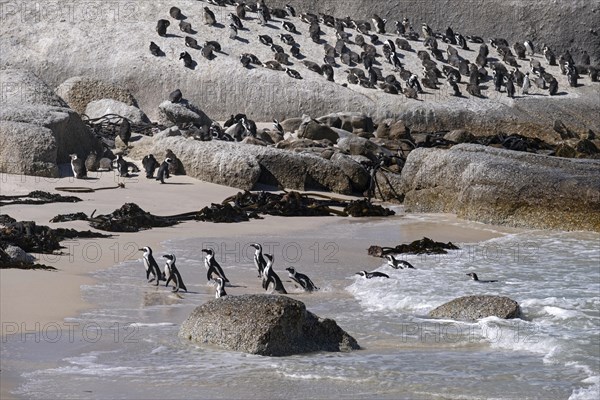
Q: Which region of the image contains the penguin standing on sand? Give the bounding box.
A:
[115,154,129,177]
[202,248,230,284]
[70,154,87,179]
[142,154,160,178]
[162,254,188,292]
[139,246,164,285]
[262,254,287,294]
[522,72,531,94]
[285,267,318,292]
[156,158,171,183]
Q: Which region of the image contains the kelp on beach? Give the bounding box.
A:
[51,191,396,233]
[368,237,460,257]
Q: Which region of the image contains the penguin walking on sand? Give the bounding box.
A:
[214,277,227,298]
[385,255,416,269]
[162,254,188,292]
[262,254,287,294]
[285,267,318,292]
[70,154,87,179]
[156,158,171,183]
[202,248,230,284]
[139,246,164,285]
[250,243,267,277]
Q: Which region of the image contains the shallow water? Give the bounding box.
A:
[3,214,599,399]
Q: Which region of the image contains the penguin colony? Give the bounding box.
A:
[147,1,597,103]
[138,243,493,298]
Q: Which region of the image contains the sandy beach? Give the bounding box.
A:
[0,168,509,399]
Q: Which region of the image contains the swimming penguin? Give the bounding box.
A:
[149,41,162,56]
[285,68,302,79]
[355,270,390,279]
[162,254,188,292]
[285,267,318,292]
[156,158,171,183]
[250,243,267,277]
[119,118,131,146]
[282,21,298,34]
[385,255,416,269]
[214,277,227,298]
[466,272,497,283]
[179,51,194,69]
[156,19,170,37]
[202,248,230,283]
[142,154,160,178]
[69,154,87,179]
[262,254,287,294]
[139,246,164,285]
[204,7,216,25]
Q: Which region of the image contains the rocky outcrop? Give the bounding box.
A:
[0,68,102,177]
[429,295,522,321]
[400,144,600,231]
[85,99,150,124]
[1,1,597,139]
[158,100,212,128]
[130,135,354,193]
[55,76,138,115]
[179,294,360,356]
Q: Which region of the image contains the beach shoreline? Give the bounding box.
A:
[0,170,508,399]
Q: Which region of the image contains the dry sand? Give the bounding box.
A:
[0,167,506,399]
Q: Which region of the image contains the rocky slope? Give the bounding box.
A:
[1,1,598,139]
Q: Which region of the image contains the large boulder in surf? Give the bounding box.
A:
[429,295,522,321]
[179,294,360,356]
[400,144,600,231]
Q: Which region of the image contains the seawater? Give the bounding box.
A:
[4,214,600,400]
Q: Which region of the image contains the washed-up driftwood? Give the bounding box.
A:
[368,237,460,257]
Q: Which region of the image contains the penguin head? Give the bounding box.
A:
[264,253,273,262]
[162,254,175,262]
[285,267,295,274]
[250,243,262,251]
[139,246,151,253]
[165,158,172,164]
[355,271,367,277]
[466,272,479,281]
[201,248,214,255]
[69,154,78,160]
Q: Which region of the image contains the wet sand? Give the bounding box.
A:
[0,170,506,399]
